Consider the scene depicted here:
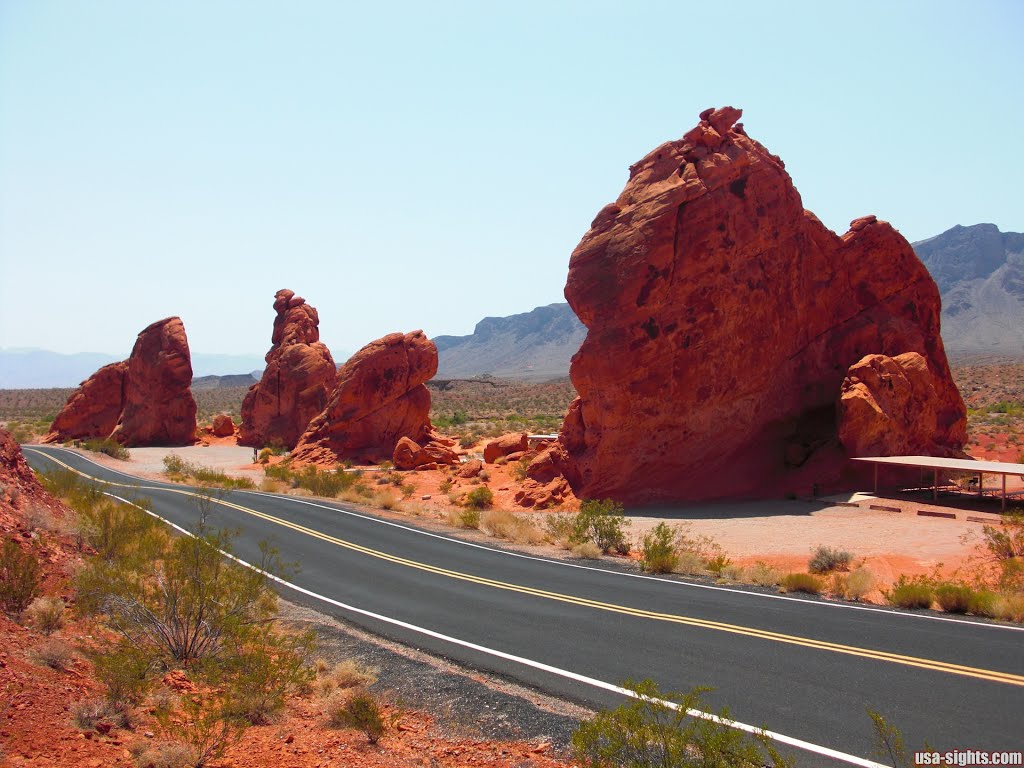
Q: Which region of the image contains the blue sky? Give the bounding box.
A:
[1,0,1021,361]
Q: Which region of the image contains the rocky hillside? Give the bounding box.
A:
[434,303,585,381]
[913,224,1024,359]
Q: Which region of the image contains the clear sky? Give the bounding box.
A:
[1,0,1021,361]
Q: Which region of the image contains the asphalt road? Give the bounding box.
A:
[23,446,1024,767]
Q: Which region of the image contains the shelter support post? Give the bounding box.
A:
[933,469,938,501]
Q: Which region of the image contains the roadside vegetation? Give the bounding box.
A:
[20,468,397,766]
[163,454,255,489]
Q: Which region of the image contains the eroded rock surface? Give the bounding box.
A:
[838,353,967,458]
[239,289,337,449]
[292,331,438,465]
[44,362,128,443]
[110,317,197,446]
[46,318,197,447]
[556,107,966,503]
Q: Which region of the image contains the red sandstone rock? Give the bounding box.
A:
[458,459,483,479]
[110,317,197,446]
[291,331,438,465]
[557,107,966,503]
[44,362,127,443]
[46,317,197,447]
[211,413,236,437]
[483,433,529,464]
[393,437,457,470]
[239,290,337,449]
[838,353,967,458]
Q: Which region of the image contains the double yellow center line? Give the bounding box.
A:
[31,449,1024,688]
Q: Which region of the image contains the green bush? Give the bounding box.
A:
[780,572,823,594]
[81,437,130,460]
[808,545,853,574]
[0,538,41,614]
[886,575,934,610]
[464,486,494,510]
[934,583,973,614]
[640,523,678,574]
[572,678,791,768]
[328,689,389,744]
[572,499,629,554]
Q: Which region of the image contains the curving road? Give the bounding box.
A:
[23,446,1024,767]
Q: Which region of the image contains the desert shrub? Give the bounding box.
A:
[450,506,481,529]
[33,638,73,670]
[161,455,255,490]
[258,448,274,464]
[219,626,316,725]
[745,561,782,587]
[464,486,494,510]
[672,551,707,576]
[480,509,544,544]
[23,596,65,635]
[572,499,628,554]
[439,478,454,494]
[130,741,192,768]
[571,678,792,768]
[510,458,530,482]
[886,575,934,610]
[640,523,678,574]
[544,514,575,548]
[808,545,853,574]
[570,541,603,559]
[967,589,998,617]
[675,527,731,574]
[400,483,416,499]
[72,697,126,731]
[376,491,399,510]
[934,583,973,614]
[81,437,130,460]
[780,572,823,594]
[844,567,876,600]
[93,644,154,707]
[155,689,247,768]
[0,538,41,614]
[720,563,745,580]
[705,553,732,576]
[326,689,393,744]
[317,659,379,695]
[992,593,1024,622]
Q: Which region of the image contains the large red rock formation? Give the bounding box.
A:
[555,106,966,504]
[838,353,967,458]
[238,289,337,449]
[44,362,127,443]
[291,331,438,465]
[110,317,197,446]
[45,318,198,447]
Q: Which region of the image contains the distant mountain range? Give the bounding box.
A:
[4,224,1020,389]
[0,349,266,389]
[912,223,1024,359]
[434,303,585,381]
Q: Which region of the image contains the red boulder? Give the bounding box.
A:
[291,331,438,465]
[483,433,529,464]
[44,362,128,444]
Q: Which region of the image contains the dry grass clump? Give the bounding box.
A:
[570,541,603,559]
[743,561,783,587]
[32,638,73,670]
[447,507,481,529]
[315,659,379,696]
[808,545,853,574]
[128,741,192,768]
[779,572,823,595]
[479,509,544,544]
[23,596,65,635]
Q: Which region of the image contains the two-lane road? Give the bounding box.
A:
[24,446,1024,766]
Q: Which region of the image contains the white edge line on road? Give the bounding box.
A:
[28,446,1024,633]
[103,489,888,768]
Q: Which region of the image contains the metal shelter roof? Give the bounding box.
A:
[851,456,1024,510]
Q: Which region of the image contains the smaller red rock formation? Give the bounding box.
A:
[393,436,459,471]
[211,414,236,438]
[109,317,197,447]
[45,317,197,447]
[838,353,968,458]
[515,445,573,509]
[291,331,438,466]
[458,459,484,479]
[44,362,127,444]
[483,433,529,464]
[239,289,337,449]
